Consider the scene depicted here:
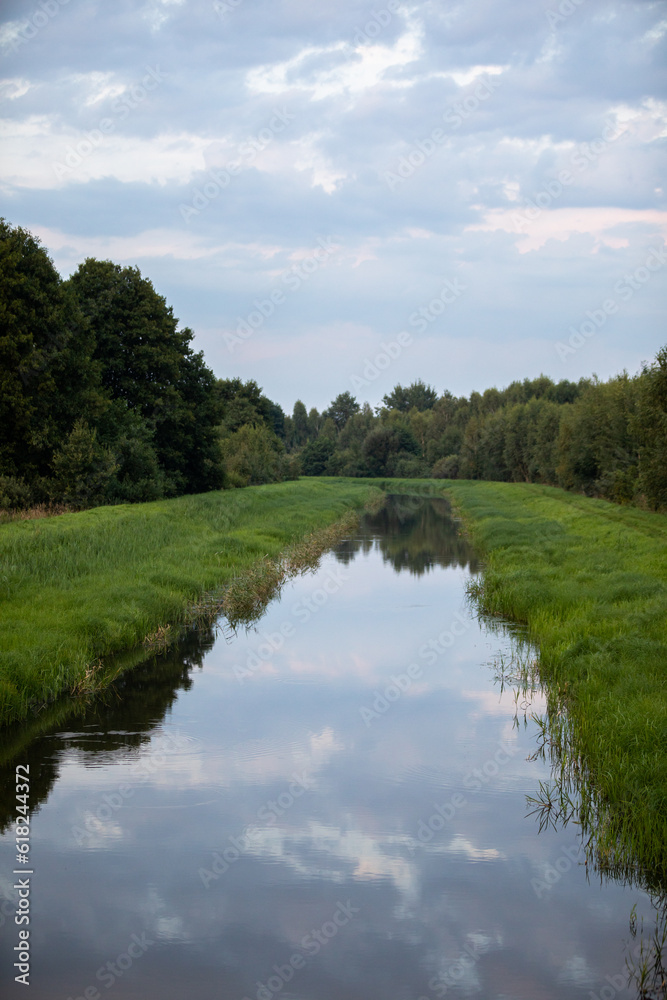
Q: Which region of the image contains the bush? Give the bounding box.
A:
[300,437,336,476]
[49,420,117,508]
[0,476,32,511]
[432,454,459,478]
[391,455,429,478]
[221,423,289,486]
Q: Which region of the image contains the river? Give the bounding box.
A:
[0,495,656,999]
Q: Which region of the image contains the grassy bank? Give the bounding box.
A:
[0,478,381,726]
[443,480,667,877]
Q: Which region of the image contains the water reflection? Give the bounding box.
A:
[335,494,481,574]
[0,495,656,999]
[0,628,214,835]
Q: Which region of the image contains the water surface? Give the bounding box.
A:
[0,496,653,999]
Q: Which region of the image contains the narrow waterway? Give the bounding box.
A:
[0,496,655,999]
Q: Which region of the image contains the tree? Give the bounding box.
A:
[0,220,100,483]
[635,346,667,509]
[50,420,117,508]
[308,407,322,438]
[327,391,360,430]
[66,259,222,495]
[291,400,310,447]
[361,424,419,476]
[65,260,188,412]
[300,438,335,476]
[215,378,284,439]
[221,423,291,487]
[382,380,437,412]
[156,346,224,494]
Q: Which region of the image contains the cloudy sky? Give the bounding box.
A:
[1,0,665,412]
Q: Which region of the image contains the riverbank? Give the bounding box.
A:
[0,479,381,726]
[4,475,666,879]
[442,480,667,878]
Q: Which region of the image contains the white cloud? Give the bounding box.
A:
[467,207,667,253]
[246,15,425,102]
[0,116,210,188]
[0,78,32,101]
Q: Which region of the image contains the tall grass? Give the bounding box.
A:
[445,480,667,877]
[0,479,381,725]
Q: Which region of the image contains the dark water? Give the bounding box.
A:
[0,496,655,999]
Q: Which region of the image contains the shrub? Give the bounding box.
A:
[0,475,32,511]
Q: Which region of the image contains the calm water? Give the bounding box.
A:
[0,496,654,999]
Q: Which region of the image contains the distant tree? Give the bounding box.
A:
[383,380,437,412]
[308,407,322,438]
[318,417,337,441]
[361,424,419,476]
[328,391,360,430]
[300,437,335,476]
[291,400,309,446]
[635,346,667,509]
[556,376,638,500]
[267,400,286,439]
[215,378,284,439]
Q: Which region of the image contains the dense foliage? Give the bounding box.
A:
[286,366,667,511]
[0,221,292,509]
[1,220,665,512]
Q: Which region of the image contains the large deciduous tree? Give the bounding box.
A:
[65,259,223,495]
[0,220,100,482]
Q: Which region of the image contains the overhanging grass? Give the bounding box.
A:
[0,478,380,725]
[443,480,667,876]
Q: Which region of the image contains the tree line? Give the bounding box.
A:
[290,364,666,509]
[1,220,665,513]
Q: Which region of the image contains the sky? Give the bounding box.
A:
[0,0,666,413]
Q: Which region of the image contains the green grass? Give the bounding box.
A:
[4,473,666,876]
[0,478,379,725]
[442,480,667,878]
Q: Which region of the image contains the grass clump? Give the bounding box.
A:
[0,479,381,725]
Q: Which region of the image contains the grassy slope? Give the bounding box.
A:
[443,480,667,871]
[0,478,378,724]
